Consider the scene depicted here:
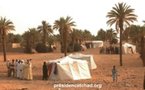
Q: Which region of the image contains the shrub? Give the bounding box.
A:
[35,43,52,53]
[74,43,81,52]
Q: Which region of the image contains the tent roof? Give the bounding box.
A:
[69,53,97,69]
[48,56,88,64]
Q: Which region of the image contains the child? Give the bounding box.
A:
[112,65,117,82]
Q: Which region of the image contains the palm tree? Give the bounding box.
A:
[97,29,106,41]
[129,25,141,44]
[53,16,75,56]
[70,28,80,51]
[82,30,93,41]
[22,28,40,53]
[106,28,115,42]
[22,31,32,53]
[0,17,15,62]
[38,21,52,46]
[123,27,130,41]
[106,2,137,66]
[28,28,41,48]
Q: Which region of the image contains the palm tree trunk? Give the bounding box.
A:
[64,32,67,56]
[120,30,123,66]
[119,20,123,66]
[72,35,75,52]
[2,32,7,62]
[64,43,67,56]
[141,36,145,66]
[43,30,47,46]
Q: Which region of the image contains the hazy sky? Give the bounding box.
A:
[0,0,145,35]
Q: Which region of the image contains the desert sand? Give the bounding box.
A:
[0,48,144,90]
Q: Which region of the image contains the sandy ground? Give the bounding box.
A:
[0,48,145,90]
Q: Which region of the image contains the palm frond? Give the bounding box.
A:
[106,2,137,32]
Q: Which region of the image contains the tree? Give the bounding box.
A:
[7,33,22,43]
[38,21,52,46]
[22,28,40,53]
[105,29,118,44]
[96,29,106,41]
[0,17,15,62]
[128,25,141,44]
[106,2,137,66]
[22,31,31,53]
[69,29,83,52]
[54,16,75,56]
[106,28,115,42]
[70,28,79,51]
[82,29,93,41]
[123,27,130,41]
[71,29,84,42]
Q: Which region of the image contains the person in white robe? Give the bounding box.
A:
[17,60,21,79]
[23,61,28,80]
[19,60,24,79]
[6,60,10,77]
[26,60,33,80]
[14,59,18,78]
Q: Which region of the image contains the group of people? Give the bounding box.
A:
[5,58,118,82]
[6,59,33,80]
[100,46,119,54]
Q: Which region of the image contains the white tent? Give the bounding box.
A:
[85,41,103,48]
[122,43,136,54]
[91,41,103,48]
[69,53,97,69]
[47,56,91,80]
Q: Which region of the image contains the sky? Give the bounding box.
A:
[0,0,145,35]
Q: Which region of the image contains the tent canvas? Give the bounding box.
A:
[122,43,136,54]
[91,41,103,48]
[47,56,91,80]
[69,53,97,69]
[85,41,103,48]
